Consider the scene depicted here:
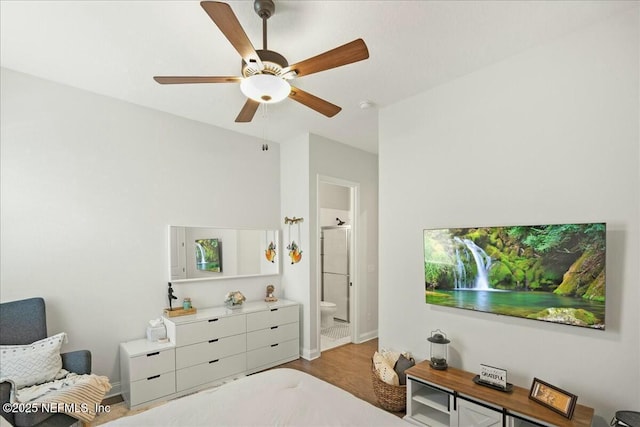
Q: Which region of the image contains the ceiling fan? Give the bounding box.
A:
[153,0,369,123]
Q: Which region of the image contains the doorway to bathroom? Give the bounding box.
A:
[318,178,357,352]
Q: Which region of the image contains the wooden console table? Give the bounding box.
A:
[405,362,594,427]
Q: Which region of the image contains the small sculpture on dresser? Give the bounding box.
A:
[224,291,246,309]
[265,284,278,302]
[167,282,178,310]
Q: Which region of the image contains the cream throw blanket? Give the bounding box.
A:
[2,370,111,423]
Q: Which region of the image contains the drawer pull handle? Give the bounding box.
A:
[147,375,160,380]
[270,308,278,312]
[270,326,278,330]
[208,318,219,322]
[146,352,160,357]
[271,343,279,347]
[209,359,219,364]
[208,339,219,343]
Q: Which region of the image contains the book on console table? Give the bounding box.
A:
[405,362,594,427]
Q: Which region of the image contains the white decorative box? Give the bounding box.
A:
[146,324,167,342]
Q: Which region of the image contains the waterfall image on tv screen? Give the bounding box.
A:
[423,223,606,329]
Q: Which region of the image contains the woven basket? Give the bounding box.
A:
[371,363,406,412]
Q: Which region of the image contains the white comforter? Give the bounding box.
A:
[105,368,408,426]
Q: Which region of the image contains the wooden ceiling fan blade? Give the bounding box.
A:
[153,76,242,84]
[283,39,369,78]
[200,1,263,70]
[235,99,260,122]
[289,86,341,118]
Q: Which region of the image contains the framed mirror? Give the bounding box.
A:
[169,226,280,282]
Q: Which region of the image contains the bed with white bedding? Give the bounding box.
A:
[105,368,408,426]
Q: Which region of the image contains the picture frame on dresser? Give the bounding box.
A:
[529,377,578,419]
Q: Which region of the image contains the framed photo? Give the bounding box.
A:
[529,378,578,419]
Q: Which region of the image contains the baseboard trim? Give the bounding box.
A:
[105,381,121,399]
[356,330,378,344]
[301,346,320,361]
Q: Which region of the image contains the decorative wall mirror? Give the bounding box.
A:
[169,226,280,282]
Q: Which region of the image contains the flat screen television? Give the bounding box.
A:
[195,238,222,272]
[423,223,606,329]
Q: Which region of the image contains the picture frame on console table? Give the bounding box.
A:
[529,377,577,419]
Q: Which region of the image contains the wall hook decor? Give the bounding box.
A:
[287,240,302,264]
[284,217,303,264]
[284,216,304,225]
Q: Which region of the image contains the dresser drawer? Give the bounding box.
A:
[176,353,246,392]
[129,371,175,406]
[174,314,246,346]
[176,333,246,369]
[246,305,298,332]
[128,348,175,382]
[246,322,299,351]
[247,338,299,370]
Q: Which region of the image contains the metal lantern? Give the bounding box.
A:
[427,329,450,370]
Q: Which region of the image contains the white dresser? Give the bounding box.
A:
[245,303,299,372]
[119,340,176,408]
[119,299,299,409]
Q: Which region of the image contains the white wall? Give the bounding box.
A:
[320,183,350,211]
[280,133,378,359]
[279,133,312,358]
[310,134,379,348]
[0,68,281,389]
[379,8,639,425]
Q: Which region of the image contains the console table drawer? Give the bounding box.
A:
[246,322,298,351]
[174,314,246,346]
[128,348,175,382]
[247,338,299,370]
[129,372,175,407]
[246,305,298,332]
[176,333,246,369]
[176,353,246,392]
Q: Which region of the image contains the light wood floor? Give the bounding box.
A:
[278,338,405,418]
[93,339,404,425]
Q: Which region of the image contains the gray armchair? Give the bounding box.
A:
[0,297,92,427]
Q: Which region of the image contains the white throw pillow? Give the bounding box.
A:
[373,351,399,386]
[0,332,66,388]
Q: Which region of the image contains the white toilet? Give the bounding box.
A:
[320,301,337,328]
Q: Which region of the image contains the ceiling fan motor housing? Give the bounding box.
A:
[242,49,289,77]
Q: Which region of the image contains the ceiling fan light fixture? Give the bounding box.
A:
[240,74,291,103]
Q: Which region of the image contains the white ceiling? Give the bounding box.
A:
[1,1,634,154]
